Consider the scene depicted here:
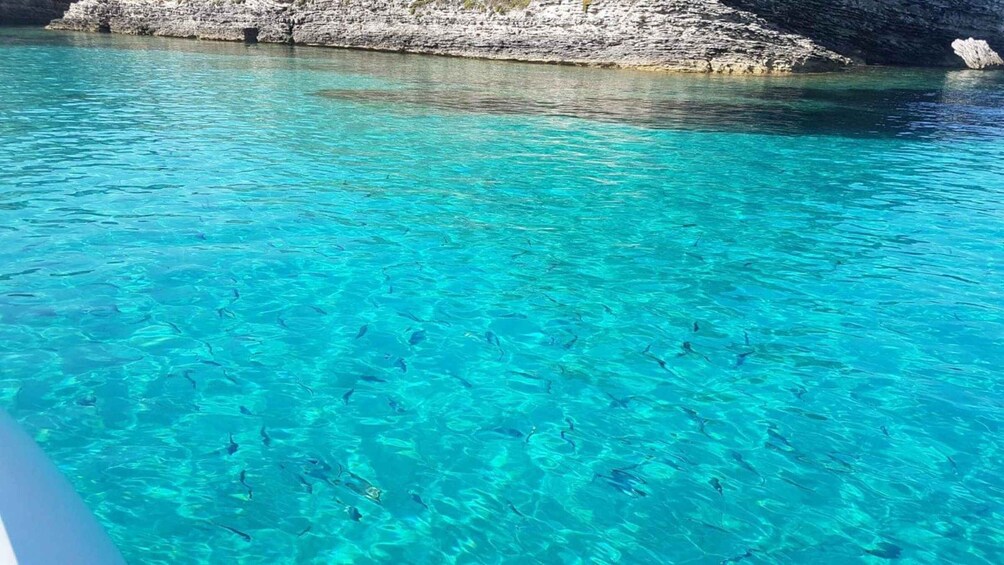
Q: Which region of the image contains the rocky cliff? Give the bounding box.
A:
[42,0,1004,73]
[0,0,69,24]
[48,0,854,73]
[722,0,1004,66]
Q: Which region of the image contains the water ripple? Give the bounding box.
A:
[1,26,1003,564]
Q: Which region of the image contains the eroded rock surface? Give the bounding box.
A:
[40,0,1004,73]
[953,38,1004,69]
[47,0,852,73]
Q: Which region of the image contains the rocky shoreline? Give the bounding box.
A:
[28,0,1004,74]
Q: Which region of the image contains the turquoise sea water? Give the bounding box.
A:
[2,27,1004,563]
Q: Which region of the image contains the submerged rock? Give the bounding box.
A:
[952,38,1004,69]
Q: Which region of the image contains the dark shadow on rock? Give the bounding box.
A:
[720,0,1004,67]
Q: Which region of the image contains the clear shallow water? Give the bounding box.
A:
[2,26,1004,563]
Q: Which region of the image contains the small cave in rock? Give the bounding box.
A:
[97,22,111,33]
[243,28,259,44]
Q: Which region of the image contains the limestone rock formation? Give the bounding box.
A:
[38,0,1004,74]
[952,38,1004,69]
[48,0,853,73]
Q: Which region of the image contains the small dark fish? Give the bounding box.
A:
[183,370,197,389]
[735,351,754,368]
[709,477,724,496]
[779,475,815,492]
[507,501,526,518]
[76,396,97,407]
[394,358,407,373]
[767,426,791,447]
[864,542,902,560]
[511,370,541,381]
[607,393,636,409]
[296,525,312,537]
[682,406,710,436]
[232,288,240,301]
[259,426,271,447]
[239,405,253,416]
[947,455,958,473]
[562,334,578,350]
[489,427,524,439]
[642,344,674,374]
[792,387,808,400]
[826,453,854,471]
[310,305,328,315]
[734,349,750,367]
[388,398,406,413]
[226,434,239,455]
[721,549,754,565]
[304,459,335,485]
[681,223,698,228]
[239,469,253,500]
[485,331,501,346]
[167,321,182,334]
[451,375,473,389]
[679,341,710,362]
[661,456,683,471]
[341,471,383,503]
[565,418,575,432]
[881,425,890,437]
[217,307,236,319]
[744,331,751,346]
[355,325,368,339]
[218,524,252,542]
[296,474,313,494]
[499,312,528,319]
[342,388,355,404]
[360,375,387,383]
[560,430,577,451]
[595,468,647,497]
[510,371,552,394]
[345,506,362,521]
[296,379,314,396]
[202,360,222,367]
[693,322,700,332]
[399,312,424,323]
[525,426,537,444]
[277,316,289,329]
[731,451,765,484]
[409,330,427,346]
[410,492,430,510]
